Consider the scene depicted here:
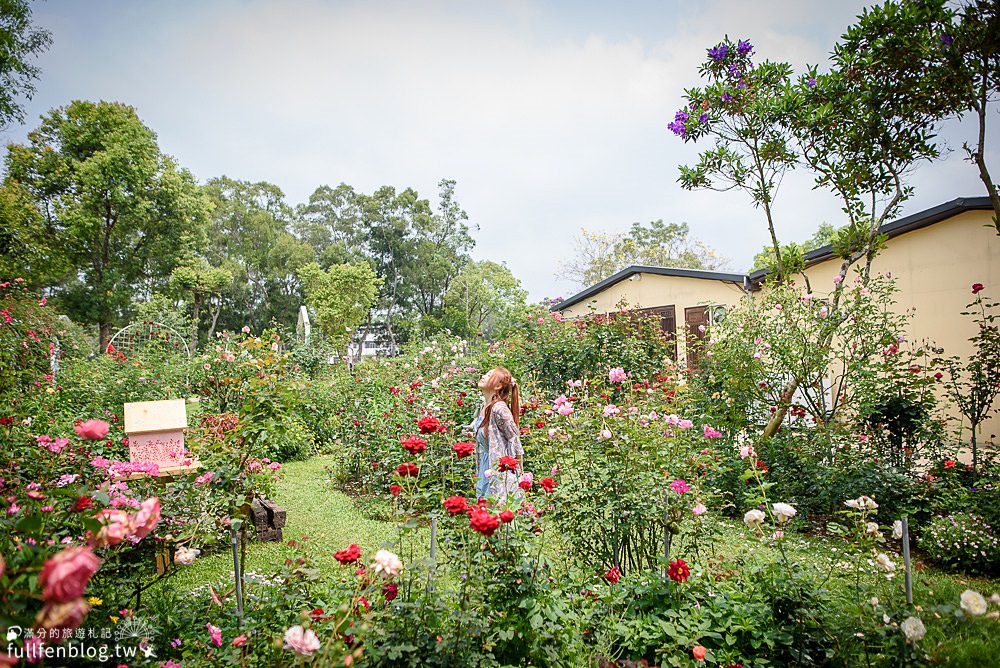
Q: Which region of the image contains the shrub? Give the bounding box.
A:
[920,512,1000,575]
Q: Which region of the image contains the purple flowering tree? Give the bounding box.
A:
[669,37,797,281]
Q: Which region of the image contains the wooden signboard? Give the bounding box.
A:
[124,399,199,477]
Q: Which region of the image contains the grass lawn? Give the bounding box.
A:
[165,456,404,591]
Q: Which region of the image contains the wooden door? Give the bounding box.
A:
[684,306,709,371]
[635,305,677,361]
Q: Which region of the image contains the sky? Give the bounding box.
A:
[4,0,996,302]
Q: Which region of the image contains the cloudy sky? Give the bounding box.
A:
[4,0,995,301]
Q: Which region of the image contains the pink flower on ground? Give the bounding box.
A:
[608,367,627,384]
[692,503,708,516]
[232,634,248,647]
[670,479,690,494]
[207,623,223,647]
[702,425,723,438]
[557,404,574,416]
[74,419,110,440]
[38,546,101,602]
[283,625,320,655]
[677,419,694,429]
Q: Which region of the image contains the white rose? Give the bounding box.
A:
[372,549,403,578]
[892,520,903,540]
[901,616,926,642]
[875,553,896,573]
[990,593,1000,605]
[845,498,861,509]
[772,503,797,524]
[744,509,766,529]
[960,589,988,617]
[862,496,879,510]
[866,522,881,536]
[174,547,200,566]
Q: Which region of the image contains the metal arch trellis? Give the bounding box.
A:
[106,321,192,359]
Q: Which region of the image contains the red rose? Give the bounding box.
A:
[497,456,518,472]
[73,496,93,512]
[452,441,475,458]
[499,510,515,523]
[534,420,545,429]
[443,496,469,515]
[972,282,985,294]
[390,484,402,496]
[401,435,428,455]
[469,507,500,537]
[456,399,464,407]
[74,419,109,440]
[335,544,361,564]
[604,566,621,584]
[417,415,440,434]
[38,546,101,602]
[390,386,401,395]
[396,462,419,477]
[667,558,690,583]
[383,582,398,601]
[540,477,557,493]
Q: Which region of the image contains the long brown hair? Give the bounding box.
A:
[481,367,520,444]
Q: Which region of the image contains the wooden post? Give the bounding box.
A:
[428,517,438,592]
[231,524,244,622]
[901,517,913,605]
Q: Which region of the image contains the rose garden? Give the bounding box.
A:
[3,0,1000,666]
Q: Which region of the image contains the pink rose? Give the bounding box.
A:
[207,623,223,647]
[74,419,110,440]
[38,546,101,602]
[283,625,320,656]
[130,497,160,540]
[33,598,90,642]
[92,509,132,547]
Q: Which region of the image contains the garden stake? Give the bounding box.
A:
[231,524,244,622]
[663,486,671,577]
[429,516,438,592]
[901,517,913,605]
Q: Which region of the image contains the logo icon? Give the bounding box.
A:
[115,617,157,657]
[5,626,22,642]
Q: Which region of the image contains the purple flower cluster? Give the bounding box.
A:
[737,39,753,56]
[667,108,689,137]
[807,76,817,88]
[729,63,741,79]
[720,92,733,102]
[708,43,729,61]
[940,32,953,45]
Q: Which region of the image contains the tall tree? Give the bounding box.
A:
[0,0,51,129]
[444,260,527,337]
[669,38,797,280]
[203,176,313,332]
[558,220,726,288]
[298,261,381,351]
[4,100,208,350]
[294,183,365,268]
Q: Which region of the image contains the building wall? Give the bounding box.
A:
[799,209,999,446]
[558,273,747,367]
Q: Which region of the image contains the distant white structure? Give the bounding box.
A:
[296,305,311,344]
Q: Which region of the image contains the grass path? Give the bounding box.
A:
[166,456,401,590]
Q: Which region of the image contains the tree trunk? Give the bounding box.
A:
[207,302,221,341]
[99,321,110,354]
[190,292,202,351]
[971,421,979,480]
[763,378,800,438]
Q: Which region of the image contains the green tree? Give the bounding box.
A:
[3,100,208,350]
[169,252,232,348]
[558,220,726,287]
[298,261,381,350]
[751,222,838,272]
[669,38,797,280]
[294,183,365,267]
[203,176,313,333]
[0,0,51,129]
[443,260,527,337]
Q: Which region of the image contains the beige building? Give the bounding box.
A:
[554,197,998,442]
[554,266,750,369]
